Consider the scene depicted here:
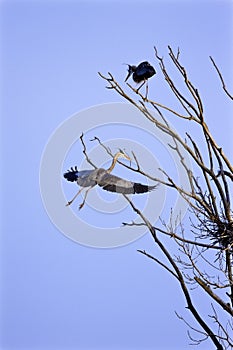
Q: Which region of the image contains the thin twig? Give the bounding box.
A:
[210,56,233,100]
[80,133,97,169]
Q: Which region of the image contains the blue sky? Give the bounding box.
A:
[1,1,232,349]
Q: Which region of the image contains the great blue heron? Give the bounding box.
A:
[125,61,156,97]
[64,150,156,210]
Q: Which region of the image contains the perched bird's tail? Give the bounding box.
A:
[63,166,79,182]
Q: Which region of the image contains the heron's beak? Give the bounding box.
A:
[124,153,131,166]
[118,148,131,162]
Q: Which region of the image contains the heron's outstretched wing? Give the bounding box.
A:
[97,173,156,194]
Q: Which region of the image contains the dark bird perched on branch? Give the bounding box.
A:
[64,150,157,210]
[124,61,156,98]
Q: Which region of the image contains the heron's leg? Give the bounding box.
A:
[79,186,94,210]
[145,81,149,99]
[136,80,146,93]
[66,187,84,206]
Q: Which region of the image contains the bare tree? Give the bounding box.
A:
[96,46,233,349]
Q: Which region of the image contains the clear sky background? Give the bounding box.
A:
[1,1,233,349]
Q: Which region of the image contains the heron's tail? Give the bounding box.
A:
[63,166,79,182]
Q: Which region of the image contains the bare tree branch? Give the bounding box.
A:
[194,277,233,316]
[210,56,233,100]
[80,133,97,169]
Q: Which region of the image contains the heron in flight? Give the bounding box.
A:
[64,150,156,210]
[125,61,156,97]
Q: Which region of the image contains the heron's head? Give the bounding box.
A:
[116,149,131,161]
[107,149,131,172]
[124,64,137,82]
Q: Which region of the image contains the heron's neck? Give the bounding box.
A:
[107,154,119,173]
